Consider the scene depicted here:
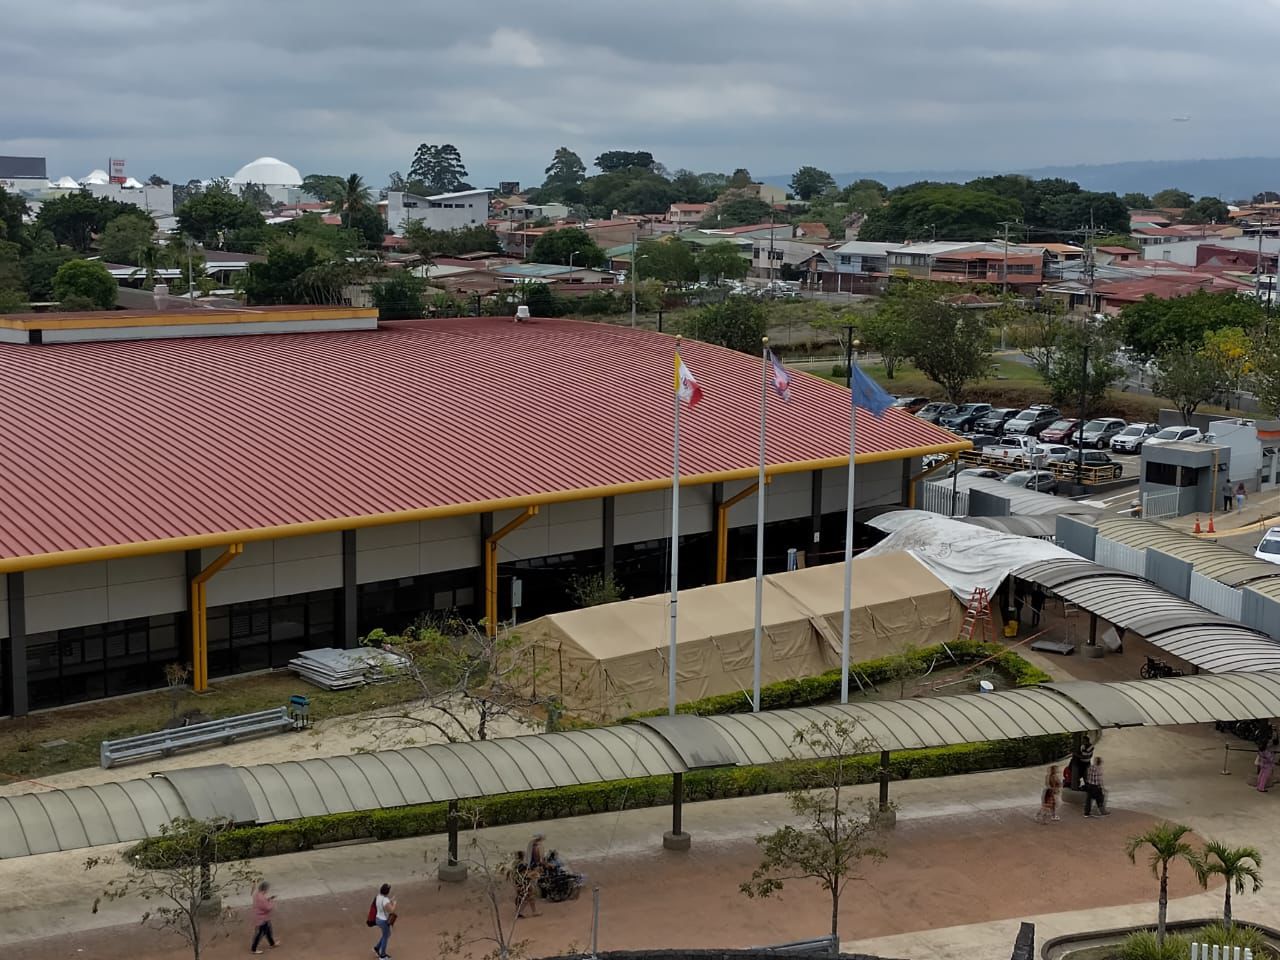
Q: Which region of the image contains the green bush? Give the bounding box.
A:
[621,641,1049,722]
[1192,923,1269,954]
[131,731,1069,867]
[1121,931,1190,960]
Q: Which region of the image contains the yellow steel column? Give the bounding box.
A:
[485,507,539,636]
[714,479,769,584]
[190,543,243,692]
[907,453,958,509]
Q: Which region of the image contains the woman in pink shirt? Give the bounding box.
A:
[251,880,279,954]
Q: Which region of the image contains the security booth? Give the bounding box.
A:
[1140,441,1228,517]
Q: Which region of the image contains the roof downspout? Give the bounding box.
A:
[190,543,243,693]
[485,508,539,637]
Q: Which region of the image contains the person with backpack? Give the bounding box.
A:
[367,883,397,959]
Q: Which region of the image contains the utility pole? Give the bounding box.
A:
[998,220,1016,295]
[629,228,638,327]
[768,214,776,282]
[1076,338,1089,486]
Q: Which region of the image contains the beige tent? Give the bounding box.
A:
[521,551,964,721]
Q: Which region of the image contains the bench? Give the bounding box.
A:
[100,706,297,769]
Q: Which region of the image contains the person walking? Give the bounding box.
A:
[1236,481,1247,513]
[513,851,541,918]
[1222,479,1234,512]
[250,880,278,954]
[1084,756,1109,817]
[1035,764,1061,823]
[371,882,396,959]
[1256,738,1277,793]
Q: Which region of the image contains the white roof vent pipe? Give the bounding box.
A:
[515,305,531,322]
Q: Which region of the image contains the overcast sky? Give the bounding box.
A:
[5,0,1280,187]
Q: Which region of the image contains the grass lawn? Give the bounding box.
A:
[0,672,421,782]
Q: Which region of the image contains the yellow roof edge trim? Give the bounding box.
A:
[0,441,968,574]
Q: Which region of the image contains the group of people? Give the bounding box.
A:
[1036,735,1110,821]
[512,833,577,917]
[1222,480,1249,513]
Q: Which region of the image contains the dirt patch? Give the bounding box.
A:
[22,808,1212,959]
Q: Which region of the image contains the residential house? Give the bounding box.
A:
[750,182,787,205]
[387,188,493,235]
[667,203,711,226]
[501,202,571,222]
[794,221,830,240]
[793,240,892,291]
[886,241,1042,289]
[1095,245,1141,265]
[749,237,828,278]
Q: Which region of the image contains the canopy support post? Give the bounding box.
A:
[438,799,467,882]
[663,772,691,850]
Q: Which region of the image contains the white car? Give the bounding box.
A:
[1144,426,1204,446]
[1025,443,1073,464]
[1110,422,1159,453]
[1256,527,1280,565]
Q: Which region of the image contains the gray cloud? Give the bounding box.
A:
[4,0,1280,186]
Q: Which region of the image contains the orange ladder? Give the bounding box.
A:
[958,587,994,645]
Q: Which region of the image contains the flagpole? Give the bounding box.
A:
[669,337,683,717]
[840,339,860,705]
[752,337,769,712]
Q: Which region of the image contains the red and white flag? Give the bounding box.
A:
[675,351,703,407]
[765,347,791,401]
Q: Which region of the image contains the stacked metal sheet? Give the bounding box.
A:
[287,647,411,690]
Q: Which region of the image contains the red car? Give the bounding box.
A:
[1038,418,1081,444]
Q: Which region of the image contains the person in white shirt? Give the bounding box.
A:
[373,883,396,959]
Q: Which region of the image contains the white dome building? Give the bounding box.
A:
[79,169,110,185]
[229,157,302,205]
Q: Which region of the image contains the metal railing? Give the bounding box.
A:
[100,706,296,769]
[1142,489,1182,519]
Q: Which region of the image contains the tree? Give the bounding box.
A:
[892,282,992,402]
[1252,191,1280,204]
[52,258,116,309]
[402,222,502,260]
[740,717,889,941]
[856,304,911,380]
[241,244,358,305]
[361,618,551,743]
[700,193,775,228]
[530,227,604,268]
[331,173,372,231]
[176,184,265,247]
[87,817,259,960]
[1201,326,1254,406]
[1043,320,1125,412]
[1122,192,1153,209]
[1181,196,1231,225]
[1192,841,1262,928]
[567,573,623,608]
[98,216,157,265]
[594,150,655,173]
[636,237,697,284]
[370,271,427,321]
[669,168,717,204]
[790,166,837,201]
[1153,341,1227,423]
[1125,822,1198,947]
[1119,290,1265,360]
[36,193,146,252]
[21,247,76,300]
[728,168,753,189]
[0,185,27,245]
[1095,233,1139,250]
[696,241,749,283]
[1152,188,1194,208]
[409,143,470,193]
[435,812,535,960]
[237,182,274,212]
[683,295,768,355]
[301,173,347,203]
[542,147,586,190]
[858,182,1023,243]
[172,179,204,208]
[147,173,170,187]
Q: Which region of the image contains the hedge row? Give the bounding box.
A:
[621,640,1050,720]
[133,731,1068,866]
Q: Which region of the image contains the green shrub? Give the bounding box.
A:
[129,731,1069,867]
[1192,923,1268,954]
[1121,931,1190,960]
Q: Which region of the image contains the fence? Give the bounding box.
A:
[1190,572,1244,620]
[1094,538,1147,576]
[1143,489,1182,519]
[920,481,968,517]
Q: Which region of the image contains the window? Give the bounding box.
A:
[839,255,852,265]
[403,201,418,209]
[1144,461,1197,487]
[206,589,338,678]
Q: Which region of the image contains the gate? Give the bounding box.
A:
[920,481,968,517]
[1142,490,1181,519]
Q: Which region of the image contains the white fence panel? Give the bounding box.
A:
[1189,572,1244,620]
[920,482,968,517]
[1094,537,1147,576]
[1143,490,1181,519]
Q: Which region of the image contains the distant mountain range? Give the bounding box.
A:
[761,157,1280,201]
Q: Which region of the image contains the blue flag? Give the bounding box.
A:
[850,363,894,418]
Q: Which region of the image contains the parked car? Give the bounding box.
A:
[974,407,1020,435]
[1255,527,1280,565]
[960,432,1001,450]
[1144,425,1204,446]
[1077,450,1123,478]
[939,402,993,432]
[1110,422,1160,453]
[1004,469,1059,493]
[891,396,931,414]
[1080,418,1127,449]
[1024,443,1073,464]
[1038,418,1081,444]
[1003,405,1061,438]
[985,436,1037,461]
[959,468,1003,479]
[916,402,958,424]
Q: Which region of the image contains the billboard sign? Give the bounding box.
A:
[109,158,126,184]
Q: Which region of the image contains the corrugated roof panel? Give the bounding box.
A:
[1111,673,1280,725]
[34,790,90,852]
[4,793,58,855]
[0,317,964,567]
[269,763,333,818]
[316,756,381,811]
[1097,519,1280,587]
[0,800,30,858]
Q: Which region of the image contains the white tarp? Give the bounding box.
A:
[864,512,1077,599]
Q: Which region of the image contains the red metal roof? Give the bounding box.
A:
[0,316,962,567]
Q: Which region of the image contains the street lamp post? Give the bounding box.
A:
[569,251,578,285]
[629,229,638,326]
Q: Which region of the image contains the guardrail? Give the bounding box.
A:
[100,706,297,769]
[753,934,838,956]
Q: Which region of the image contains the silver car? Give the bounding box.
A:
[1080,418,1126,449]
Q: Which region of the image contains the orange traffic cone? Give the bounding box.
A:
[1208,515,1216,534]
[1194,516,1202,533]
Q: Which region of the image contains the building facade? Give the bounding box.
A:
[387,189,493,234]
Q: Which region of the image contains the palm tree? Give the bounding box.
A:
[331,173,372,230]
[1125,822,1198,946]
[1193,841,1262,927]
